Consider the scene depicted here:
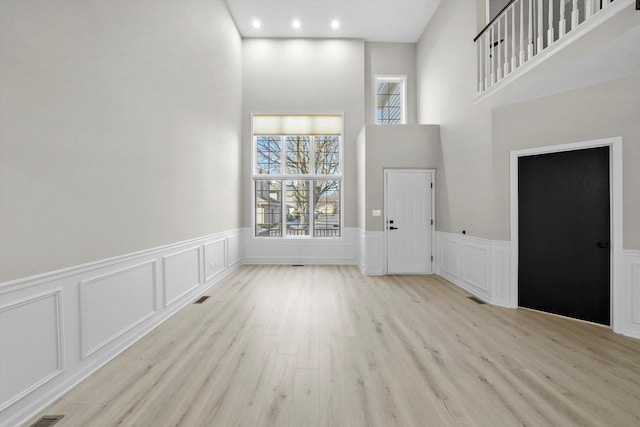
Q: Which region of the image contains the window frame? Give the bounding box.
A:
[374,75,407,125]
[252,113,344,239]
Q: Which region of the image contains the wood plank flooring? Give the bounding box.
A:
[33,265,640,426]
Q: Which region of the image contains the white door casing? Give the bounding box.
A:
[385,169,435,274]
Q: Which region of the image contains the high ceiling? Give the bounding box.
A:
[225,0,442,43]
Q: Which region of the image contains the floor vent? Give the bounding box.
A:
[468,296,487,305]
[30,415,64,427]
[194,296,210,304]
[291,264,305,267]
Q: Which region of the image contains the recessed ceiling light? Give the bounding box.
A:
[331,20,340,30]
[292,19,301,29]
[252,19,261,29]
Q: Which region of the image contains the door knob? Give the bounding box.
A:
[597,241,609,249]
[389,226,398,230]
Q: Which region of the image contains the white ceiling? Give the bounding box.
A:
[225,0,442,43]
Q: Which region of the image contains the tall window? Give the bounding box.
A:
[254,114,342,238]
[375,76,406,124]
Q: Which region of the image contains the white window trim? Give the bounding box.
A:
[374,75,407,125]
[251,113,344,239]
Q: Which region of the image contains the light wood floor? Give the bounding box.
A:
[34,265,640,426]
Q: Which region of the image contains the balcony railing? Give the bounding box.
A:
[475,0,620,94]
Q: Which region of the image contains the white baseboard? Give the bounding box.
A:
[242,227,358,266]
[0,230,242,427]
[436,232,513,308]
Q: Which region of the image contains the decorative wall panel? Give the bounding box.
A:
[79,261,156,358]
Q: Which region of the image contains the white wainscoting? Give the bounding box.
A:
[358,229,366,271]
[621,250,640,339]
[436,232,513,308]
[0,290,63,413]
[204,239,226,282]
[162,246,202,307]
[358,230,385,276]
[437,233,640,338]
[0,230,242,427]
[228,232,243,266]
[242,227,358,266]
[79,261,157,359]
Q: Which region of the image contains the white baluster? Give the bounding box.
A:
[485,32,490,89]
[547,0,554,44]
[491,26,496,84]
[503,14,509,77]
[519,0,525,66]
[497,18,502,79]
[572,0,579,30]
[559,0,566,37]
[585,0,593,20]
[528,0,534,58]
[511,4,517,71]
[537,0,544,54]
[476,41,482,93]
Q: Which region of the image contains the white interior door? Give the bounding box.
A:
[385,169,434,274]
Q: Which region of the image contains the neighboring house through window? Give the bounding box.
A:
[375,75,406,124]
[253,114,343,238]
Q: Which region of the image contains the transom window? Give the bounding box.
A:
[253,114,342,238]
[376,76,406,124]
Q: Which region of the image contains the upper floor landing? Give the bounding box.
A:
[474,0,640,105]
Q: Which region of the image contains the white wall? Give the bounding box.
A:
[492,73,640,249]
[365,42,417,125]
[242,39,365,249]
[417,0,640,248]
[0,0,243,282]
[356,124,441,275]
[359,125,441,232]
[416,0,497,239]
[240,38,364,263]
[241,38,365,230]
[417,0,640,337]
[0,1,244,424]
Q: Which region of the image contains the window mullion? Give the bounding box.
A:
[281,135,286,175]
[281,179,286,238]
[339,136,343,175]
[310,136,316,176]
[307,181,316,237]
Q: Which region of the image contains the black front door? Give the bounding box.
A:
[518,147,610,325]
